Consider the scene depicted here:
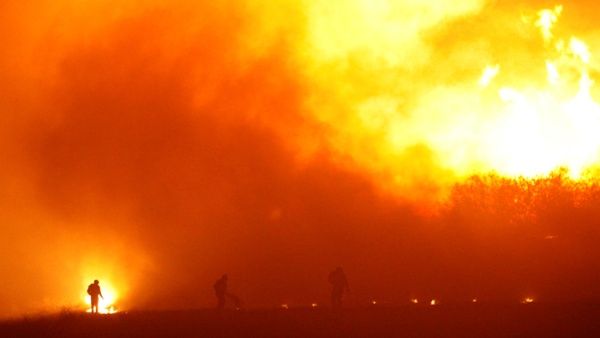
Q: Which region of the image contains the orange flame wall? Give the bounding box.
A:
[2,0,600,317]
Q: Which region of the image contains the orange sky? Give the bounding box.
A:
[2,0,600,317]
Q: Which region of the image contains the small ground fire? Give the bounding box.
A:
[83,280,118,314]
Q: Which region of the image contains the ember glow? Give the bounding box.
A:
[2,0,600,318]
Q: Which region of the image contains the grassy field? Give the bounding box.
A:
[2,303,599,337]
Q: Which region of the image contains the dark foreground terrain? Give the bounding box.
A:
[2,303,600,338]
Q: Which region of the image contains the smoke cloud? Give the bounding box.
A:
[2,0,600,317]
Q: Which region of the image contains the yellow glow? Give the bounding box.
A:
[522,297,535,304]
[411,298,419,304]
[546,62,560,84]
[570,37,591,64]
[306,0,484,67]
[83,280,118,314]
[479,65,500,87]
[301,3,600,200]
[75,250,140,315]
[430,299,437,306]
[535,6,562,42]
[463,6,600,179]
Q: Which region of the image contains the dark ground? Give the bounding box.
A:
[2,303,600,338]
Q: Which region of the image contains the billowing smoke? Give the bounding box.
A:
[2,0,600,317]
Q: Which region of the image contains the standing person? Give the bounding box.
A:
[329,267,350,310]
[214,274,228,310]
[87,280,104,314]
[214,274,243,310]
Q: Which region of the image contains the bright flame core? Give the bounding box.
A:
[479,7,600,179]
[535,5,562,42]
[304,3,600,197]
[83,281,118,314]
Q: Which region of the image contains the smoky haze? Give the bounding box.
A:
[1,0,600,317]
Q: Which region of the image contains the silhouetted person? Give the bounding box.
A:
[87,280,104,314]
[214,274,228,309]
[214,274,242,310]
[329,267,350,310]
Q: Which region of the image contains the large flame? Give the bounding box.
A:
[478,6,600,178]
[300,2,600,199]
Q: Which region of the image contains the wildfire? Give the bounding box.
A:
[464,5,600,179]
[481,18,600,179]
[6,0,600,319]
[479,65,501,87]
[535,5,562,42]
[302,2,600,199]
